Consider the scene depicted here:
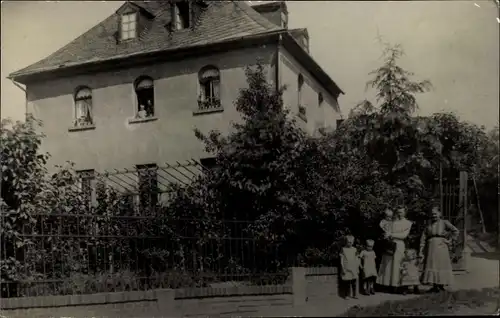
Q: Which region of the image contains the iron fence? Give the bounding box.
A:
[0,160,292,298]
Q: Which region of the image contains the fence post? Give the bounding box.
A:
[290,267,306,306]
[459,171,470,273]
[155,289,177,316]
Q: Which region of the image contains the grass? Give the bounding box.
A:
[340,288,500,316]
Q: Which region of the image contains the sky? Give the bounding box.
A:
[1,1,499,128]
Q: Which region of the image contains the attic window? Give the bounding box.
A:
[301,36,309,50]
[281,12,288,28]
[174,2,190,30]
[121,12,137,40]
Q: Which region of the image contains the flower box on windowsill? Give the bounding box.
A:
[128,116,158,124]
[68,124,96,132]
[193,99,224,116]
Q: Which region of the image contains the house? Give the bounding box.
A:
[8,0,344,179]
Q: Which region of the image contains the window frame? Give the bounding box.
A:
[136,163,159,213]
[73,86,93,127]
[120,12,138,41]
[302,36,309,50]
[197,66,222,112]
[200,157,217,171]
[76,169,96,208]
[297,74,304,108]
[174,2,191,30]
[134,76,155,119]
[281,11,288,28]
[318,92,324,108]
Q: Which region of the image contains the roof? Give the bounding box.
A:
[8,0,343,98]
[251,1,288,13]
[8,1,281,80]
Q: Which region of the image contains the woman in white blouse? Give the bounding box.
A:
[377,206,413,293]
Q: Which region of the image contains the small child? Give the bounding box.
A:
[400,249,421,295]
[380,208,394,234]
[340,235,360,299]
[359,239,377,295]
[137,104,147,118]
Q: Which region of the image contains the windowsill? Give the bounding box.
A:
[119,38,137,43]
[298,112,308,122]
[128,117,158,124]
[193,107,224,116]
[68,125,96,132]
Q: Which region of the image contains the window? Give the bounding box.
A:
[74,87,93,127]
[318,92,324,107]
[121,12,137,40]
[297,74,304,108]
[200,157,217,170]
[281,11,288,28]
[137,164,158,212]
[134,77,155,118]
[301,36,309,51]
[198,66,221,111]
[77,169,95,208]
[174,2,190,30]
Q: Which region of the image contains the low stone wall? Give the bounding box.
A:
[0,289,172,318]
[175,286,293,317]
[0,283,294,318]
[304,267,339,303]
[0,264,473,317]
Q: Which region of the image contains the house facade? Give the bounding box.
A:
[9,1,344,175]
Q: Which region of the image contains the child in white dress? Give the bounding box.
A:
[359,239,377,295]
[379,208,394,234]
[340,235,360,299]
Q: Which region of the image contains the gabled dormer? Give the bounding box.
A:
[116,1,154,41]
[172,0,191,30]
[166,0,208,32]
[251,1,289,29]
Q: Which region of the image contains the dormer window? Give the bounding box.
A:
[174,2,191,30]
[281,11,288,28]
[121,12,137,40]
[297,74,304,107]
[302,36,309,51]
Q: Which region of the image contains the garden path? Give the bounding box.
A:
[255,254,499,317]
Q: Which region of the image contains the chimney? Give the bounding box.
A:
[251,1,288,29]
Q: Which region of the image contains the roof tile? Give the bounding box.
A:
[10,1,282,78]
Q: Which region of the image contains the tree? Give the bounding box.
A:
[165,63,350,271]
[1,116,129,296]
[323,43,492,250]
[1,115,50,296]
